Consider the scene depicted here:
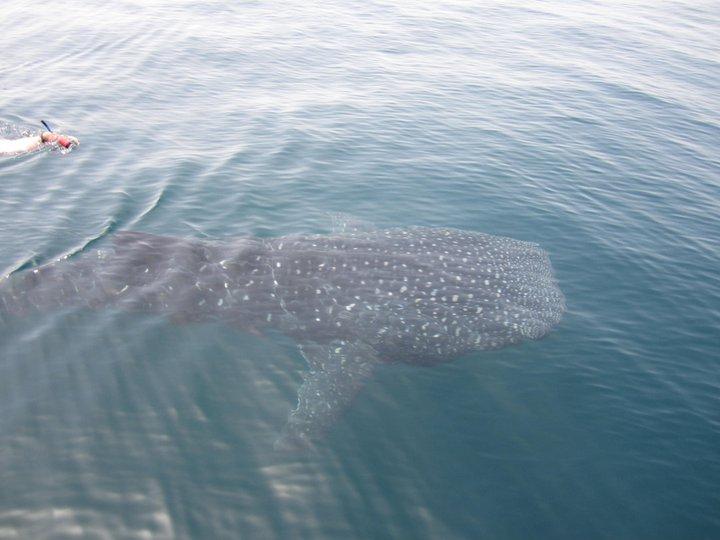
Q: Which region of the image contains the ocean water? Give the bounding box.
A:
[1,1,719,538]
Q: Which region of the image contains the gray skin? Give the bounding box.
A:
[0,224,565,449]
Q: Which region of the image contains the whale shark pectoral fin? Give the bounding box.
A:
[275,341,378,451]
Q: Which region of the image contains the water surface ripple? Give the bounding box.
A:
[1,1,719,538]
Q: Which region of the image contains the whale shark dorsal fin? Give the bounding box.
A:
[329,213,377,234]
[275,341,379,451]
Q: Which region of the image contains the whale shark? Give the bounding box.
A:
[0,219,565,449]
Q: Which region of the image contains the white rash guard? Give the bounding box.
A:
[0,135,43,156]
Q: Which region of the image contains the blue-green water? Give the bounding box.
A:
[1,1,719,538]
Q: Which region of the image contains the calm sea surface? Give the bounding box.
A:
[1,1,719,538]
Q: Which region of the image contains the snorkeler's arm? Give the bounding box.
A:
[0,132,79,156]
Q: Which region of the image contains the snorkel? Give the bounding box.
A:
[40,120,75,149]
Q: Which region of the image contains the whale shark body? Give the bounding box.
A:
[0,221,565,448]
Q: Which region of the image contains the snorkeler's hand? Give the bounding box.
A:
[41,131,79,149]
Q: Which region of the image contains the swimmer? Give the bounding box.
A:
[0,121,79,156]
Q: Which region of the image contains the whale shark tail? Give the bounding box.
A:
[0,232,217,325]
[0,258,108,323]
